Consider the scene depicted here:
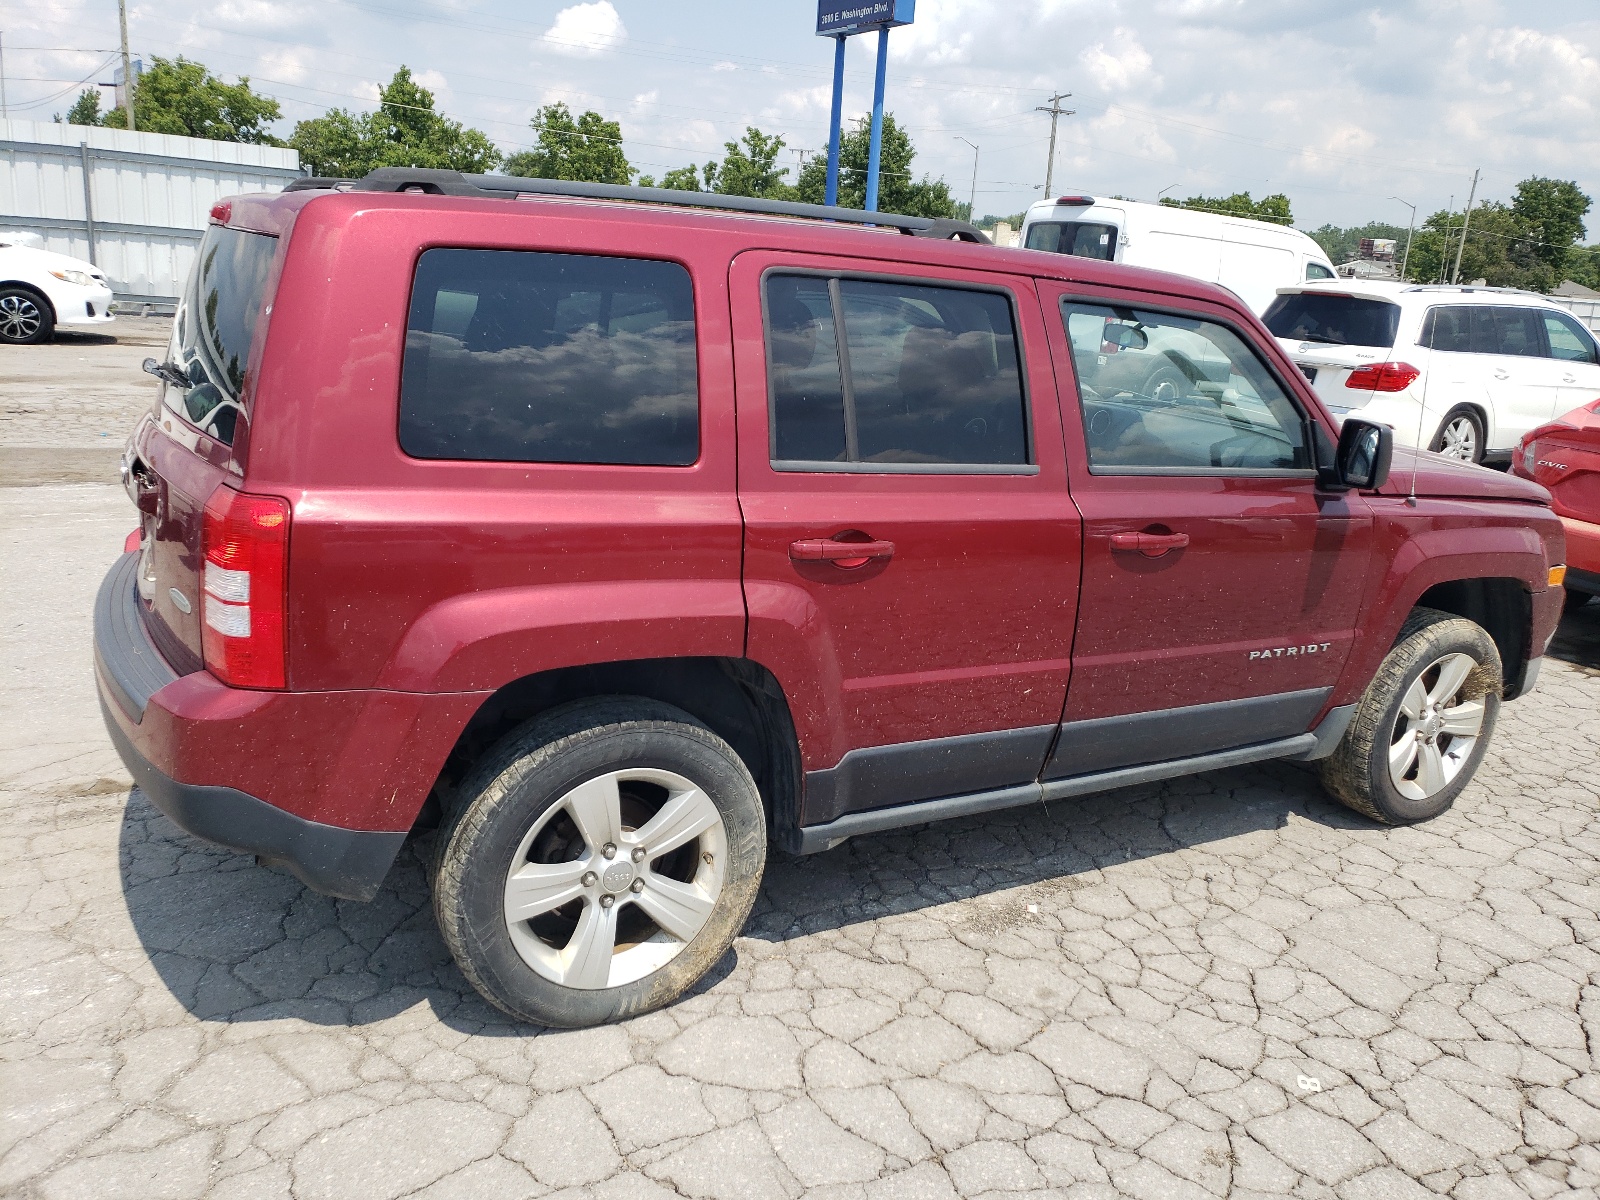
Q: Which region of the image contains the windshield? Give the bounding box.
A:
[1263,292,1400,348]
[164,224,279,445]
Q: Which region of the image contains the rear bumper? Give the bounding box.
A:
[94,552,484,899]
[1559,514,1600,578]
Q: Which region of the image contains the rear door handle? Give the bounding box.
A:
[1492,369,1511,380]
[1110,531,1189,557]
[789,538,895,567]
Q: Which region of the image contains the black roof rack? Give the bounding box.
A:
[283,167,991,244]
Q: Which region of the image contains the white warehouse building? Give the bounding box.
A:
[1,117,303,306]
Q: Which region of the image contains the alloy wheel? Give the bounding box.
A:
[502,768,727,990]
[1387,651,1486,800]
[0,294,43,341]
[1438,415,1478,461]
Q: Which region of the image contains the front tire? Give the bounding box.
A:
[1320,608,1501,824]
[434,698,766,1027]
[1429,406,1485,464]
[0,286,54,345]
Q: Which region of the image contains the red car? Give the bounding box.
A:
[97,168,1565,1026]
[1513,397,1600,609]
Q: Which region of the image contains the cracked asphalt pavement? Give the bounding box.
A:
[4,339,1598,1199]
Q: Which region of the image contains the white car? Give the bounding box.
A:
[1017,194,1336,315]
[1263,280,1600,463]
[0,234,116,344]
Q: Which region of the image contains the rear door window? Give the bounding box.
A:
[1062,301,1311,473]
[1024,221,1118,260]
[167,224,279,445]
[1491,307,1547,357]
[764,273,1030,469]
[1262,292,1399,348]
[399,249,699,465]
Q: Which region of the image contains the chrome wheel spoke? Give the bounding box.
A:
[1389,734,1420,778]
[504,859,589,923]
[1414,740,1448,796]
[633,787,719,858]
[1399,679,1429,720]
[635,873,716,943]
[560,899,619,989]
[1438,699,1485,738]
[563,773,623,852]
[1428,654,1474,706]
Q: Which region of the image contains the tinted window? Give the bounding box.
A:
[764,274,1029,468]
[1418,306,1472,352]
[1024,221,1118,261]
[167,224,278,445]
[1543,310,1599,364]
[399,249,698,465]
[1262,292,1399,348]
[1493,307,1546,357]
[1062,301,1310,473]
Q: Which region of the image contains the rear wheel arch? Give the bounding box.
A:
[427,656,803,840]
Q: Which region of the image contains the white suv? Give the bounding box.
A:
[1263,280,1600,463]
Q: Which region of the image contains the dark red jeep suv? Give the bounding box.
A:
[97,169,1566,1027]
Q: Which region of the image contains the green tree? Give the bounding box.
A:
[288,67,500,176]
[1405,201,1554,291]
[1564,244,1600,291]
[793,113,957,218]
[708,127,791,198]
[56,89,103,126]
[98,56,282,143]
[504,103,631,183]
[1159,190,1293,225]
[1510,177,1591,272]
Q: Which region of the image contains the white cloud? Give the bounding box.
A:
[712,61,738,73]
[1078,28,1154,92]
[542,1,625,57]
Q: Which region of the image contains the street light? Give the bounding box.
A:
[1157,183,1180,201]
[954,137,979,224]
[1389,196,1417,282]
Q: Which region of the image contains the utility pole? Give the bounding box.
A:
[1035,91,1072,197]
[1451,169,1480,285]
[1,32,9,118]
[955,136,979,223]
[117,0,136,131]
[1437,196,1454,284]
[1388,196,1417,281]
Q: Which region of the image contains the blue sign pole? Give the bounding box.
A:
[864,26,889,212]
[824,35,846,207]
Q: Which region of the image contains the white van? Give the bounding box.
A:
[1018,194,1336,314]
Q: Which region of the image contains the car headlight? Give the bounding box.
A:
[49,269,94,287]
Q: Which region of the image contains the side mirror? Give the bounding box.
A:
[1335,418,1393,490]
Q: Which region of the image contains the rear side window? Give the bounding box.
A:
[1024,221,1118,261]
[399,249,698,466]
[764,273,1030,469]
[1418,306,1472,352]
[1492,307,1546,357]
[1262,292,1399,348]
[1305,262,1335,281]
[1421,305,1550,357]
[167,224,279,446]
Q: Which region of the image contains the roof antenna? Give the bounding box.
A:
[1409,311,1437,506]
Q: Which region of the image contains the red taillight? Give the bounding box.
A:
[209,201,232,224]
[1346,362,1421,393]
[201,485,289,689]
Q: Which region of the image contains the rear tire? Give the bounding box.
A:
[1320,607,1501,824]
[1429,406,1485,464]
[433,698,765,1027]
[0,286,54,345]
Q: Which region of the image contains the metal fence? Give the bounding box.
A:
[1,117,302,307]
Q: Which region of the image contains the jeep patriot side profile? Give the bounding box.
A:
[96,170,1567,1027]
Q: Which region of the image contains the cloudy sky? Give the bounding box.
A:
[6,0,1598,231]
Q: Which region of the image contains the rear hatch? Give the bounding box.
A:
[128,220,281,674]
[1263,290,1402,414]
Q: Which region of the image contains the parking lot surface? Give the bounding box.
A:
[3,333,1599,1200]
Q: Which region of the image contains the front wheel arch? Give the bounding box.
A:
[0,282,57,344]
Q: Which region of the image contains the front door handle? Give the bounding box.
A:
[1564,374,1579,384]
[1110,530,1190,557]
[789,538,895,568]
